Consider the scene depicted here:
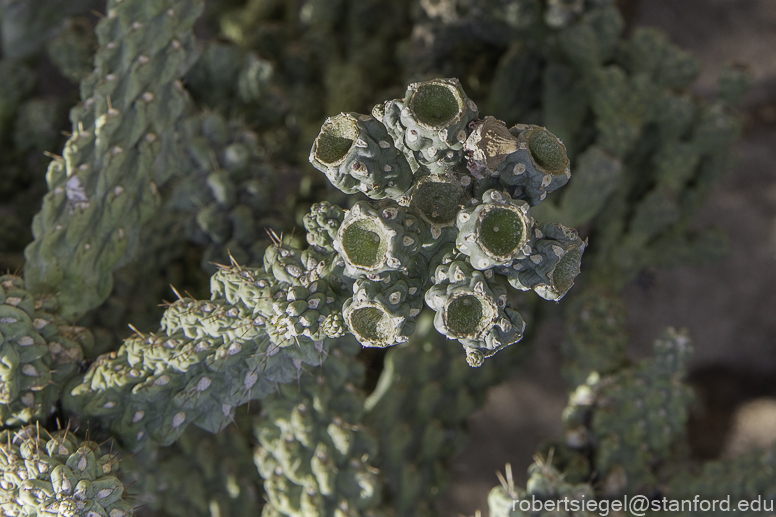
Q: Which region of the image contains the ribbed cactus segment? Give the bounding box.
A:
[425,255,525,367]
[488,461,594,517]
[260,245,344,347]
[254,340,381,517]
[0,426,132,517]
[0,275,87,426]
[172,111,286,271]
[378,78,478,174]
[121,424,263,517]
[304,201,347,254]
[334,200,425,278]
[504,222,586,301]
[63,256,328,449]
[560,288,628,387]
[364,312,515,515]
[562,328,693,494]
[23,0,204,322]
[665,446,776,515]
[465,119,571,205]
[309,112,413,199]
[343,274,424,348]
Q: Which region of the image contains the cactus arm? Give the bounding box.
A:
[23,0,204,322]
[0,425,133,516]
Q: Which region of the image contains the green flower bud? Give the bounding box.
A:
[322,312,346,339]
[343,275,424,348]
[477,122,570,205]
[425,258,525,364]
[309,112,413,199]
[334,200,425,279]
[380,78,478,174]
[456,189,532,270]
[503,222,586,301]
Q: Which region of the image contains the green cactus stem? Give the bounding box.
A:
[23,0,204,322]
[0,275,89,426]
[0,425,133,517]
[63,245,336,449]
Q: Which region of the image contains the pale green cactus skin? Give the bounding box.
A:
[23,0,205,322]
[63,251,334,449]
[120,423,263,517]
[0,425,132,516]
[425,252,525,366]
[487,460,595,517]
[561,329,694,495]
[254,339,381,517]
[0,275,88,427]
[310,113,413,199]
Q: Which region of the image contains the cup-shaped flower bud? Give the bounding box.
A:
[380,78,478,174]
[309,112,413,199]
[425,259,526,365]
[478,123,570,205]
[503,222,586,301]
[343,275,424,348]
[304,201,346,254]
[408,172,470,254]
[334,200,425,279]
[456,189,533,270]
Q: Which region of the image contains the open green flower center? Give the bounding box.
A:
[527,128,567,173]
[341,219,386,268]
[315,115,358,165]
[446,294,484,336]
[479,207,525,257]
[349,307,393,343]
[411,83,461,128]
[411,180,464,226]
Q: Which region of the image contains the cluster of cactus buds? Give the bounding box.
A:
[309,78,585,365]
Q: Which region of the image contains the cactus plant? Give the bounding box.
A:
[0,0,765,516]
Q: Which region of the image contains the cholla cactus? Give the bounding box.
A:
[0,1,754,517]
[560,329,694,495]
[0,275,87,426]
[309,78,585,364]
[0,425,133,516]
[488,460,594,517]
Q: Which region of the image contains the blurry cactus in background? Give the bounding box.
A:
[0,0,764,515]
